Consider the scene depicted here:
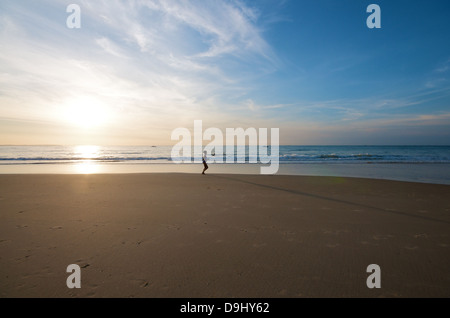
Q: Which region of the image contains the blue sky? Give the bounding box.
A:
[0,0,449,145]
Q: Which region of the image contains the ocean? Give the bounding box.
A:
[1,145,449,164]
[1,145,450,184]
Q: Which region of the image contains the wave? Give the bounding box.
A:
[1,145,450,165]
[2,156,449,164]
[0,156,172,162]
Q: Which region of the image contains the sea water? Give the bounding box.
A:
[0,145,449,184]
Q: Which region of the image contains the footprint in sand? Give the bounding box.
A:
[130,279,150,288]
[15,255,32,262]
[50,226,63,230]
[74,259,91,269]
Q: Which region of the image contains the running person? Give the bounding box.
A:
[202,150,209,175]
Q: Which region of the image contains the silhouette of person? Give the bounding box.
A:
[202,150,209,175]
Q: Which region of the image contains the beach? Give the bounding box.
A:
[1,173,449,298]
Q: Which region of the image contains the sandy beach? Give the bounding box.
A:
[1,173,449,298]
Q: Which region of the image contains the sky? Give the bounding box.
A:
[0,0,449,145]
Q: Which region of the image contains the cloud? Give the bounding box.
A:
[95,37,128,58]
[425,57,450,88]
[244,99,258,111]
[435,58,450,73]
[0,0,281,142]
[144,0,274,60]
[1,0,448,146]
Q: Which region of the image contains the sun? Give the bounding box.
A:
[62,96,111,129]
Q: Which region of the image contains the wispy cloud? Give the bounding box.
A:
[435,58,450,73]
[1,0,449,145]
[424,57,450,89]
[0,0,282,144]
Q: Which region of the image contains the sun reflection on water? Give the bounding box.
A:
[74,145,100,159]
[73,145,101,174]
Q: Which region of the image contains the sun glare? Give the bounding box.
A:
[74,161,101,174]
[73,145,101,174]
[62,97,111,129]
[74,145,100,159]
